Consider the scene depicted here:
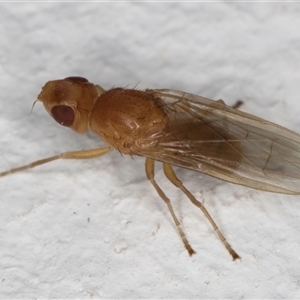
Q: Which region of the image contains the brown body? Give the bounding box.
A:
[90,88,167,154]
[3,76,300,260]
[91,88,244,174]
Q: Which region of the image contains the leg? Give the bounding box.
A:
[0,147,112,177]
[217,99,243,109]
[163,163,240,260]
[145,158,196,256]
[232,100,243,109]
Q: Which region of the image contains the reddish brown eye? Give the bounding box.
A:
[51,105,75,127]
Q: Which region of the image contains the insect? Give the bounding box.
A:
[2,76,300,260]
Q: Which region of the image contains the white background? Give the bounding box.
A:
[1,2,300,298]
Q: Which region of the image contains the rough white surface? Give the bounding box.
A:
[1,2,300,298]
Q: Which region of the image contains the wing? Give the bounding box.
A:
[135,89,300,194]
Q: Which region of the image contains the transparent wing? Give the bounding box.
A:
[135,89,300,194]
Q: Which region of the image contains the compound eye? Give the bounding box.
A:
[51,105,75,127]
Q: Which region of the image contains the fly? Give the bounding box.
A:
[2,76,300,260]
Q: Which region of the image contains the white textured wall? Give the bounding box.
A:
[1,3,300,298]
